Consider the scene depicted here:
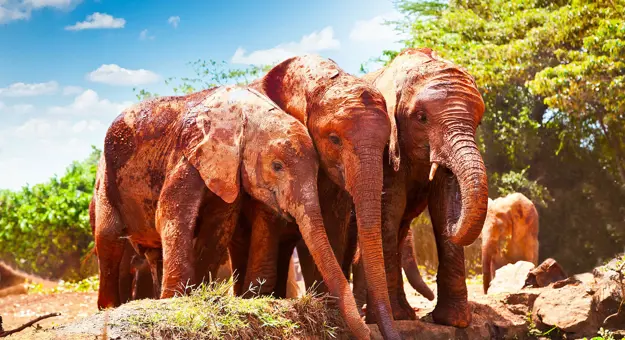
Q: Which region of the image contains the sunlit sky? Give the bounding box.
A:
[0,0,406,190]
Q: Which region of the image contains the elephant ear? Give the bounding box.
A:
[182,87,246,204]
[370,64,402,171]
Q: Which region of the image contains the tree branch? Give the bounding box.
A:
[0,313,61,337]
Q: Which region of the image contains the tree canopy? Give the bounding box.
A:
[391,0,625,272]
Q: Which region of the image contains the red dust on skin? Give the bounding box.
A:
[354,47,489,327]
[482,193,540,294]
[91,85,370,339]
[233,54,400,340]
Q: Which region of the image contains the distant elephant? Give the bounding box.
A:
[229,55,400,339]
[482,193,539,294]
[91,85,368,338]
[353,47,489,327]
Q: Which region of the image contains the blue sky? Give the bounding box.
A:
[0,0,406,190]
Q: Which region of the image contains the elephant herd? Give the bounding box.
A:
[89,48,541,339]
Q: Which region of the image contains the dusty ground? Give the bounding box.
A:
[0,279,484,335]
[0,291,97,331]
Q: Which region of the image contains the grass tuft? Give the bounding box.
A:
[125,278,346,340]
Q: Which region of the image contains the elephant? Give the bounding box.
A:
[228,54,401,339]
[352,47,489,327]
[91,85,369,339]
[482,192,539,293]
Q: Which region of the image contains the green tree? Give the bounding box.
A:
[133,59,273,101]
[390,0,625,272]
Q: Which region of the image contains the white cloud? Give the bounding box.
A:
[86,64,161,86]
[48,89,132,116]
[231,26,340,65]
[139,29,154,40]
[62,85,83,95]
[0,81,58,97]
[0,0,80,24]
[65,12,125,31]
[0,102,34,115]
[24,0,78,9]
[349,12,406,44]
[0,90,132,189]
[167,15,179,28]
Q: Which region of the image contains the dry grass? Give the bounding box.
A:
[125,279,347,340]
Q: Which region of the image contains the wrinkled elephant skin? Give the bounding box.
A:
[229,55,401,339]
[91,85,369,338]
[354,47,489,328]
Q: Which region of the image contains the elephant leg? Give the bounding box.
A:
[118,242,134,304]
[131,255,155,300]
[194,199,240,286]
[274,224,300,298]
[157,160,209,299]
[285,255,300,299]
[229,218,250,296]
[428,209,471,327]
[342,210,358,280]
[144,248,163,298]
[94,191,125,309]
[241,202,284,297]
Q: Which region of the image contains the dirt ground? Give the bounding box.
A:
[0,279,485,334]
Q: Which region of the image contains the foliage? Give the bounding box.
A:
[392,0,625,273]
[127,278,345,339]
[0,146,101,280]
[133,59,273,101]
[27,275,99,294]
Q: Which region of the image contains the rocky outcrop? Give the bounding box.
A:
[531,258,624,338]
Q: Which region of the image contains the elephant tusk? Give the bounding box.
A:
[429,162,439,181]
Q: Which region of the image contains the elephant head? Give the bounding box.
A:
[254,55,400,339]
[366,48,488,247]
[182,86,369,339]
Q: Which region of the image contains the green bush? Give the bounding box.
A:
[0,146,101,280]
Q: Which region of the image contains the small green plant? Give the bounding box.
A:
[526,312,561,339]
[27,275,99,294]
[582,327,617,340]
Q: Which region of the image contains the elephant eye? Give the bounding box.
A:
[329,133,341,146]
[416,111,427,123]
[272,161,284,172]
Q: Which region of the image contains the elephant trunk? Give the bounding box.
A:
[436,128,488,247]
[346,142,400,340]
[291,184,370,340]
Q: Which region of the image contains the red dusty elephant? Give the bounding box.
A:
[229,55,401,339]
[482,192,539,293]
[353,47,489,327]
[91,85,369,339]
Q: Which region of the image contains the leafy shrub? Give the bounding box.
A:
[0,146,101,280]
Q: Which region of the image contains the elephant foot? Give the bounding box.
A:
[391,294,417,320]
[432,298,472,328]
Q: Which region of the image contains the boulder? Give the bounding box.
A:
[531,262,625,337]
[524,258,568,288]
[487,261,535,295]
